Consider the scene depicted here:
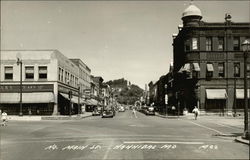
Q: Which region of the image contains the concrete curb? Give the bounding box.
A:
[235,136,250,145]
[7,113,93,121]
[41,114,92,120]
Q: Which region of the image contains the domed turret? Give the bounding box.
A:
[182,3,202,27]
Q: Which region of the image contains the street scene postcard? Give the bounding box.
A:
[0,0,249,160]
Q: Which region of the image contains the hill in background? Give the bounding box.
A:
[105,78,144,105]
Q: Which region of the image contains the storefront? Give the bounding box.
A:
[0,84,55,115]
[205,89,227,113]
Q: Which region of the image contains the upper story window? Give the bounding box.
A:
[218,63,225,78]
[25,66,34,80]
[233,37,240,51]
[234,63,240,77]
[218,37,224,51]
[206,63,214,79]
[192,38,198,50]
[4,66,13,80]
[206,37,212,51]
[59,68,64,82]
[184,39,191,51]
[65,71,68,83]
[59,68,61,81]
[38,66,47,79]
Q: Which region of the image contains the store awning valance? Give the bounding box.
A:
[193,63,200,71]
[207,64,214,72]
[85,99,98,106]
[206,89,227,99]
[0,92,54,103]
[236,89,250,99]
[178,63,191,73]
[183,63,191,72]
[60,93,83,104]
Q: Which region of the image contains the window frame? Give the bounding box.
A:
[218,37,224,51]
[234,62,240,77]
[233,37,240,51]
[38,66,47,80]
[25,66,34,80]
[206,37,212,51]
[192,37,198,50]
[4,66,13,80]
[218,62,225,78]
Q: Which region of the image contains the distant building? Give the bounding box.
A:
[172,3,250,114]
[0,50,91,115]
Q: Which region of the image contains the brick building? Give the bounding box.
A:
[172,3,250,115]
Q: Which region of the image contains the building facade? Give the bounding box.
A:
[172,3,250,115]
[0,50,91,115]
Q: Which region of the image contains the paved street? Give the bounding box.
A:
[0,111,249,160]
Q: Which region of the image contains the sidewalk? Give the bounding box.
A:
[155,112,249,145]
[6,112,93,121]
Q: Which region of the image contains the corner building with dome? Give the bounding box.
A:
[170,3,250,115]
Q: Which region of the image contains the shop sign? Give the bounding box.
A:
[58,85,78,95]
[0,84,54,93]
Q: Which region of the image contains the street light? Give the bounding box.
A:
[241,39,250,139]
[16,54,23,116]
[78,85,81,116]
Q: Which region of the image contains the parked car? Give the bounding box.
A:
[101,108,114,118]
[118,106,125,112]
[92,109,101,116]
[145,106,155,115]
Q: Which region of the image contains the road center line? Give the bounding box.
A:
[102,140,114,160]
[188,121,224,135]
[123,141,204,144]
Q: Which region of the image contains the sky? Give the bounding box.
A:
[1,0,249,89]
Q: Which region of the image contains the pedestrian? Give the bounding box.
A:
[192,106,199,120]
[132,107,137,118]
[1,111,8,126]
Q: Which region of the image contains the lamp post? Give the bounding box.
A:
[16,57,23,116]
[78,85,81,116]
[241,39,250,139]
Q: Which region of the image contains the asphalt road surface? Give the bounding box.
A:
[0,111,249,160]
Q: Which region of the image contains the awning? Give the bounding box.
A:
[85,99,98,106]
[60,93,81,104]
[236,89,250,99]
[193,63,200,71]
[207,64,214,72]
[183,63,191,72]
[178,63,191,73]
[0,92,54,103]
[206,89,227,99]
